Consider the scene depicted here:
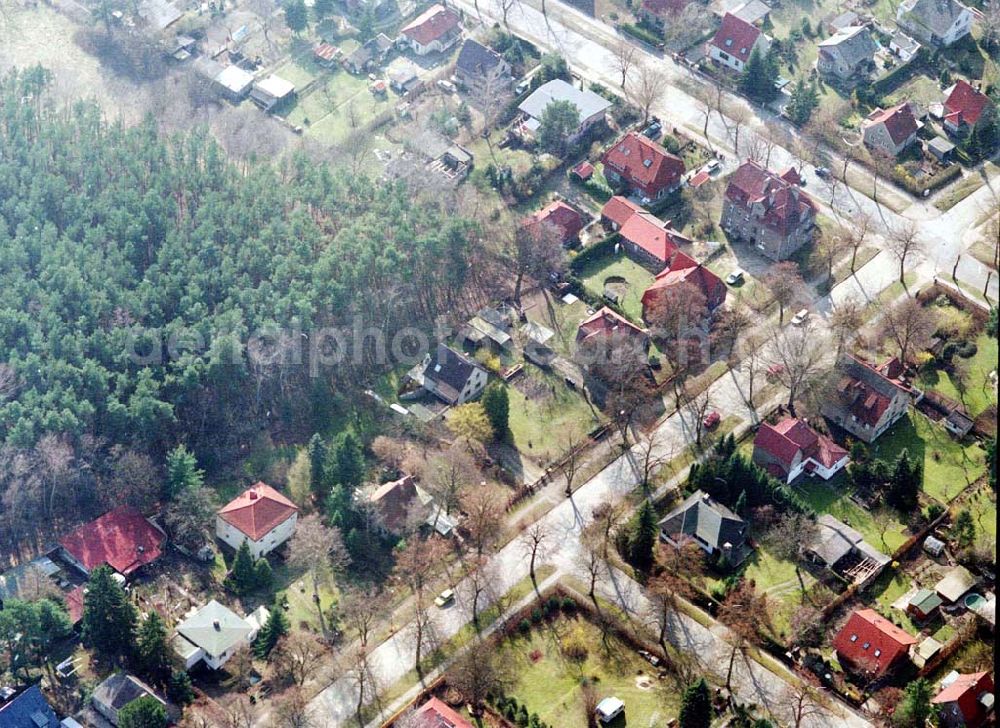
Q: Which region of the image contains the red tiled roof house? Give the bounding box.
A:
[942,80,994,135]
[216,482,299,559]
[601,131,686,203]
[709,13,771,73]
[59,506,166,577]
[601,196,691,269]
[933,671,995,728]
[641,250,727,321]
[721,160,817,260]
[752,418,849,483]
[400,4,462,56]
[412,697,474,728]
[861,102,919,156]
[523,200,585,247]
[576,307,649,348]
[821,354,918,443]
[833,608,917,678]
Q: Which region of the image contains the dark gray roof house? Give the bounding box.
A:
[816,26,878,84]
[659,490,751,566]
[454,39,511,91]
[92,673,166,727]
[420,344,488,405]
[896,0,973,47]
[0,686,60,728]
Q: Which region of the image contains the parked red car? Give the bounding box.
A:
[702,411,721,429]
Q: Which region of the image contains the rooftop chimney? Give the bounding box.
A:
[248,491,259,500]
[213,620,221,631]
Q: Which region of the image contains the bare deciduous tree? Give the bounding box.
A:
[341,586,381,648]
[845,210,873,272]
[764,261,804,325]
[272,686,313,728]
[424,448,477,519]
[460,484,507,557]
[887,219,923,286]
[769,321,829,415]
[718,580,773,694]
[764,511,817,599]
[288,515,350,636]
[830,298,864,357]
[448,645,511,717]
[627,61,670,125]
[271,632,327,688]
[518,520,551,593]
[610,37,638,88]
[878,297,938,364]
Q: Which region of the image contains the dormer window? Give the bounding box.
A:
[850,634,858,642]
[874,649,881,657]
[643,159,652,167]
[725,38,733,46]
[741,48,747,54]
[862,642,871,650]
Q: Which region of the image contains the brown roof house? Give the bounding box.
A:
[601,131,685,204]
[216,482,299,559]
[821,355,918,443]
[861,102,920,157]
[942,80,994,135]
[816,26,878,85]
[367,474,455,536]
[721,160,817,260]
[933,671,995,728]
[400,4,462,56]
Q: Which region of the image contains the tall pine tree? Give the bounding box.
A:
[679,677,712,728]
[887,449,920,511]
[82,566,137,665]
[135,612,171,683]
[481,383,509,440]
[165,445,204,500]
[308,433,328,500]
[330,432,365,489]
[254,604,290,658]
[628,500,659,572]
[228,541,258,595]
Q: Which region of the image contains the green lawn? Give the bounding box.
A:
[797,476,908,553]
[505,367,601,464]
[273,58,319,90]
[868,567,919,636]
[885,75,944,110]
[962,486,997,553]
[918,333,998,418]
[577,251,656,323]
[498,614,682,727]
[287,71,396,146]
[872,412,987,504]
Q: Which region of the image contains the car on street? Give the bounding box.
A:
[815,167,831,179]
[791,308,810,326]
[704,159,721,174]
[702,411,721,429]
[642,121,662,140]
[725,269,744,285]
[434,588,455,607]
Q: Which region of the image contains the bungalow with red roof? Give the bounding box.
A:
[412,697,474,728]
[216,482,299,559]
[576,307,648,348]
[752,418,849,483]
[942,80,994,136]
[601,197,691,269]
[601,131,686,204]
[933,671,995,728]
[641,250,727,322]
[523,200,585,247]
[709,13,771,73]
[833,608,917,678]
[721,160,817,261]
[400,4,462,56]
[861,102,919,156]
[59,506,166,578]
[601,195,644,231]
[822,354,918,443]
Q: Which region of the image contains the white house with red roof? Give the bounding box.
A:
[833,608,917,678]
[822,354,918,443]
[413,697,474,728]
[861,102,919,156]
[216,482,299,559]
[523,200,585,247]
[752,418,849,483]
[640,250,727,321]
[399,4,462,56]
[601,196,691,269]
[720,160,817,260]
[933,671,995,728]
[942,80,994,135]
[601,131,686,203]
[709,13,771,73]
[59,506,166,578]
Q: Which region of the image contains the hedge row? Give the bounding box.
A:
[893,161,962,196]
[617,22,663,48]
[568,232,619,271]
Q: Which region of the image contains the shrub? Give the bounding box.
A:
[545,596,561,614]
[560,625,590,662]
[957,340,978,358]
[561,597,577,612]
[926,502,945,521]
[518,618,532,633]
[661,133,682,153]
[517,704,530,726]
[530,607,544,623]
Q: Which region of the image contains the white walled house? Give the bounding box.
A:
[709,13,771,72]
[896,0,972,47]
[752,418,850,484]
[419,344,488,404]
[216,482,299,559]
[400,4,462,56]
[172,600,267,670]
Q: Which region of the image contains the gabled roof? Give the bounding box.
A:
[523,200,584,244]
[641,250,727,311]
[658,490,749,556]
[935,565,976,602]
[909,587,943,614]
[620,210,688,263]
[710,13,763,64]
[455,38,506,76]
[932,671,994,727]
[369,475,424,533]
[0,685,59,728]
[899,0,970,37]
[518,80,611,123]
[401,4,461,46]
[725,160,817,235]
[92,673,164,713]
[601,132,685,196]
[944,80,992,128]
[754,418,848,473]
[817,25,877,68]
[863,103,918,145]
[218,482,298,542]
[414,697,474,728]
[576,307,647,343]
[833,609,917,675]
[422,344,484,401]
[176,600,253,657]
[59,506,165,576]
[833,354,911,427]
[601,195,643,228]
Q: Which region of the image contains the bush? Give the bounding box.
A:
[545,596,561,614]
[561,597,577,612]
[530,607,544,623]
[569,233,618,271]
[618,22,662,47]
[956,340,978,358]
[926,502,945,521]
[518,618,532,633]
[661,133,682,154]
[560,625,590,661]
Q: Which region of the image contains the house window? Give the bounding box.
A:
[850,634,858,642]
[862,642,871,650]
[874,649,881,657]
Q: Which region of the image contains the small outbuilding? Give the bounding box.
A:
[595,696,625,724]
[924,534,946,557]
[250,75,296,112]
[908,587,944,620]
[936,566,976,603]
